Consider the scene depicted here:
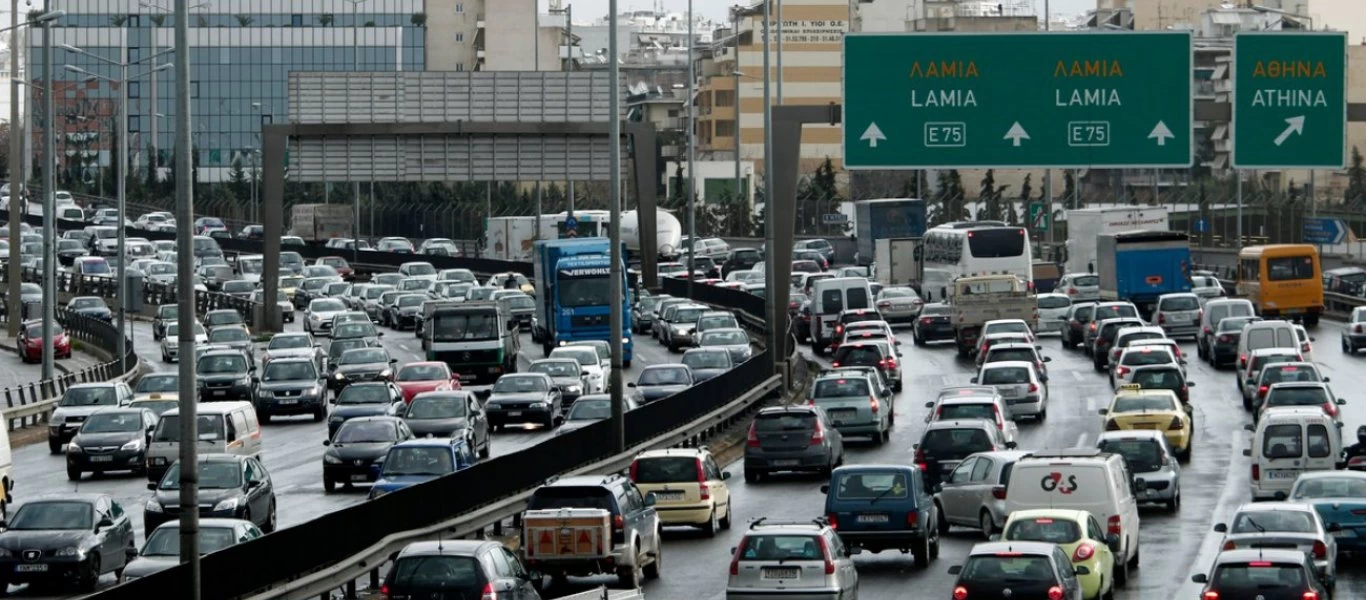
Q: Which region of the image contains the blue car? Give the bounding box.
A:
[820,464,941,567]
[1287,470,1366,552]
[367,438,477,500]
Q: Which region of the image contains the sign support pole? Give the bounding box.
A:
[1236,170,1243,252]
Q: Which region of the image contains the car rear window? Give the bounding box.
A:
[632,457,698,484]
[527,487,616,512]
[736,535,824,561]
[834,345,883,365]
[833,471,909,500]
[1265,387,1329,409]
[1265,366,1323,384]
[1232,510,1314,533]
[1072,305,1094,320]
[1038,296,1070,309]
[1073,275,1099,287]
[1131,368,1182,389]
[1160,296,1200,311]
[1098,439,1165,473]
[981,367,1029,385]
[1095,305,1138,320]
[987,349,1035,364]
[920,428,993,460]
[1212,564,1306,592]
[1262,424,1303,459]
[960,555,1056,583]
[939,403,995,421]
[1121,349,1174,367]
[813,378,871,398]
[389,556,484,592]
[1004,517,1082,544]
[754,412,816,432]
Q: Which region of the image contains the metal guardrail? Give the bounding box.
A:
[1192,263,1365,321]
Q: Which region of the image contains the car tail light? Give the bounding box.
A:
[1240,353,1248,368]
[1107,515,1121,536]
[1197,309,1203,323]
[818,535,836,574]
[869,396,880,414]
[613,515,624,530]
[1204,325,1213,335]
[1116,366,1130,378]
[920,317,932,326]
[1312,540,1327,560]
[1047,585,1064,600]
[480,582,498,600]
[878,301,892,309]
[914,447,928,472]
[882,357,897,369]
[730,539,747,575]
[993,406,1005,431]
[1302,342,1311,352]
[1252,464,1260,481]
[380,585,391,600]
[1357,324,1363,334]
[991,485,1007,500]
[1168,416,1184,430]
[810,420,826,445]
[1223,540,1236,550]
[1323,402,1339,418]
[1218,334,1232,343]
[1028,383,1038,393]
[1303,592,1320,600]
[826,512,839,530]
[1157,313,1166,324]
[1181,386,1190,404]
[629,461,639,480]
[1067,287,1077,296]
[834,325,844,336]
[696,459,711,500]
[1071,542,1095,562]
[1089,322,1098,332]
[746,422,760,448]
[1202,592,1220,600]
[831,361,841,368]
[1258,385,1269,399]
[953,586,969,600]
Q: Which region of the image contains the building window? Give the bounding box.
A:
[128,116,140,133]
[128,81,140,99]
[456,63,464,72]
[260,114,273,126]
[128,46,141,63]
[455,3,464,13]
[455,32,463,42]
[128,15,140,27]
[291,14,303,27]
[190,81,199,98]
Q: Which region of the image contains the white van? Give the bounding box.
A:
[1196,298,1255,360]
[1004,449,1142,584]
[0,426,12,517]
[1236,320,1299,370]
[809,277,874,355]
[145,401,262,482]
[1244,407,1342,501]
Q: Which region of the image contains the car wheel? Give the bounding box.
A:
[1166,488,1181,512]
[48,438,61,455]
[980,510,996,539]
[719,501,733,530]
[80,555,100,592]
[643,537,662,580]
[66,466,81,481]
[479,439,491,459]
[259,411,273,425]
[703,508,718,537]
[313,407,325,422]
[323,477,335,493]
[929,524,941,559]
[935,503,950,535]
[1344,339,1354,354]
[744,470,761,483]
[913,535,931,568]
[617,553,642,589]
[1114,548,1131,586]
[263,500,278,533]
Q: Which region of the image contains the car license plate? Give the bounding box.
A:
[656,491,684,501]
[508,411,522,417]
[213,390,227,396]
[773,459,799,467]
[1132,423,1159,430]
[350,474,370,482]
[1332,529,1356,538]
[857,513,889,523]
[829,409,856,424]
[14,564,46,572]
[1268,469,1303,480]
[90,455,113,462]
[278,398,297,405]
[762,567,799,580]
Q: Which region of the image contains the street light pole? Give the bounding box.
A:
[172,0,200,594]
[347,0,366,264]
[685,0,695,299]
[40,6,56,382]
[607,0,625,454]
[762,0,778,370]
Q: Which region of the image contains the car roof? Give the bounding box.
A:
[635,447,711,460]
[196,453,248,464]
[757,405,818,416]
[967,541,1058,556]
[394,438,463,448]
[1250,348,1301,357]
[923,418,996,431]
[1235,501,1315,515]
[68,382,121,390]
[1159,292,1199,299]
[1212,548,1311,565]
[989,343,1037,352]
[1097,430,1167,443]
[980,360,1034,369]
[1267,381,1329,391]
[398,540,496,557]
[1006,508,1091,523]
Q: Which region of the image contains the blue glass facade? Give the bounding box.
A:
[29,0,427,180]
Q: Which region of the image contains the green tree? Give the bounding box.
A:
[978,170,999,221]
[150,14,165,26]
[234,14,253,27]
[1008,174,1032,226]
[1345,146,1366,207]
[1063,170,1077,209]
[227,156,248,200]
[411,13,427,27]
[668,163,685,209]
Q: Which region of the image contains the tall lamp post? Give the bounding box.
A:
[344,0,367,263]
[137,0,206,184]
[685,0,695,299]
[37,6,69,382]
[62,46,173,375]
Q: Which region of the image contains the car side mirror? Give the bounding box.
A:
[1191,573,1208,584]
[1213,523,1228,533]
[251,376,260,384]
[627,382,637,388]
[1185,381,1195,387]
[1310,337,1316,342]
[819,484,830,494]
[924,402,935,409]
[1097,408,1108,415]
[1074,566,1090,576]
[97,517,114,531]
[1337,398,1347,405]
[969,377,978,384]
[1005,441,1018,449]
[947,565,962,575]
[377,332,385,337]
[721,471,731,480]
[147,482,157,491]
[1042,356,1052,362]
[1243,424,1254,432]
[643,493,657,507]
[247,479,262,490]
[1323,377,1331,382]
[323,439,331,446]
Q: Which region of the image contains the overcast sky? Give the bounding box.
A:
[562,0,1096,23]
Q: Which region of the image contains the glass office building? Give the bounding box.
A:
[29,0,427,182]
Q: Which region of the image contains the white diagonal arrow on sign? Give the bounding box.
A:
[1004,122,1030,147]
[860,122,886,148]
[1148,121,1175,146]
[1274,116,1305,146]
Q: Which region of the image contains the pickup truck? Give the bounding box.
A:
[520,474,663,589]
[949,275,1038,356]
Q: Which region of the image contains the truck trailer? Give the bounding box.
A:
[1063,206,1169,276]
[1096,230,1193,313]
[854,199,928,266]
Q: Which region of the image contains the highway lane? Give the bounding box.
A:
[8,315,674,598]
[580,318,1366,600]
[0,342,100,390]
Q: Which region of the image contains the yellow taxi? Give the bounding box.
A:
[1099,384,1192,460]
[130,372,181,417]
[1000,509,1117,600]
[628,447,732,536]
[279,275,303,302]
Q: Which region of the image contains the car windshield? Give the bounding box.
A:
[1131,369,1182,389]
[813,378,871,398]
[736,535,825,561]
[405,264,436,275]
[334,323,375,339]
[1212,563,1306,592]
[80,412,143,433]
[1293,477,1366,499]
[337,385,392,405]
[506,296,535,309]
[311,299,345,312]
[1099,439,1165,473]
[197,355,246,374]
[833,471,909,500]
[567,399,612,420]
[269,336,310,350]
[1004,517,1082,544]
[1121,349,1173,366]
[552,349,598,367]
[382,446,455,476]
[632,456,697,484]
[152,415,226,443]
[672,308,706,323]
[986,322,1030,336]
[141,527,240,557]
[981,367,1030,385]
[530,361,579,377]
[701,331,748,345]
[683,351,730,370]
[205,312,242,326]
[639,368,689,386]
[209,328,249,343]
[79,261,111,275]
[493,376,549,394]
[336,420,400,443]
[60,387,118,407]
[939,403,996,421]
[1266,387,1330,407]
[1038,296,1071,309]
[959,555,1056,583]
[72,298,105,310]
[431,313,497,341]
[1231,510,1315,534]
[147,263,175,275]
[329,340,367,360]
[263,361,316,382]
[57,240,82,250]
[341,349,389,365]
[8,501,93,530]
[25,323,64,337]
[160,461,242,490]
[398,365,447,382]
[281,277,304,288]
[136,374,179,393]
[408,395,466,419]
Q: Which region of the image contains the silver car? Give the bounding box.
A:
[934,450,1032,538]
[924,393,1018,446]
[810,373,891,444]
[1154,293,1203,339]
[1056,273,1100,302]
[1035,293,1072,335]
[1190,275,1226,303]
[874,286,923,325]
[699,328,754,364]
[972,361,1048,421]
[1096,430,1182,511]
[725,519,857,600]
[1213,502,1337,584]
[159,321,207,363]
[262,332,326,371]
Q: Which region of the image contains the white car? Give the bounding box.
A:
[305,298,349,337]
[252,289,295,323]
[160,321,208,363]
[1111,345,1181,388]
[1190,275,1226,303]
[1035,293,1072,335]
[398,261,438,282]
[550,346,606,394]
[1294,324,1315,363]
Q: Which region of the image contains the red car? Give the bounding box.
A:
[318,256,355,281]
[394,361,460,403]
[18,320,72,363]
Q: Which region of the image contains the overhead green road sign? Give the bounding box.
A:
[1232,32,1347,169]
[842,32,1193,169]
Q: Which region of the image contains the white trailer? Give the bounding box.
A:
[1063,206,1169,276]
[484,216,539,261]
[874,237,921,286]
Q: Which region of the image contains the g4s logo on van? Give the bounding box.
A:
[1040,472,1079,495]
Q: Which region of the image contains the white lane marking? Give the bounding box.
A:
[1071,370,1085,381]
[1179,429,1253,597]
[1085,396,1097,414]
[941,375,954,387]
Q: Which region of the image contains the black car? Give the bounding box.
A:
[526,358,587,407]
[143,454,277,537]
[385,294,426,331]
[323,416,413,492]
[630,365,694,403]
[382,540,543,600]
[1209,316,1262,368]
[913,303,954,345]
[55,239,88,266]
[681,347,733,382]
[484,373,562,430]
[722,247,762,277]
[327,338,370,366]
[65,408,158,480]
[328,347,397,393]
[124,519,263,580]
[949,541,1086,600]
[1191,549,1328,600]
[0,494,137,591]
[632,295,666,334]
[239,224,265,240]
[254,357,328,423]
[196,349,256,401]
[327,381,405,438]
[66,296,113,322]
[399,391,491,458]
[203,309,247,333]
[152,304,178,341]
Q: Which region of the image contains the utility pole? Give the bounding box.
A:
[39,4,54,382]
[762,0,778,370]
[1043,0,1052,247]
[732,7,742,206]
[173,0,200,595]
[607,0,625,454]
[564,3,575,214]
[6,0,22,338]
[685,0,695,298]
[775,0,782,103]
[347,0,367,263]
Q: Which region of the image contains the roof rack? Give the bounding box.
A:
[1024,449,1104,459]
[749,517,828,530]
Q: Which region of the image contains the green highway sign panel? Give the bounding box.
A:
[843,32,1193,169]
[1232,32,1347,169]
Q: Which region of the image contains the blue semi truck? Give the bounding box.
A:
[853,198,929,266]
[531,238,633,366]
[1096,230,1192,313]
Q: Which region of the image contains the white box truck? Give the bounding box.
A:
[485,216,539,261]
[874,237,921,286]
[289,203,352,241]
[1064,206,1169,276]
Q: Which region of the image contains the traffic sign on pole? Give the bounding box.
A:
[822,213,848,225]
[1302,217,1348,245]
[842,32,1193,169]
[1028,202,1048,232]
[1232,32,1347,169]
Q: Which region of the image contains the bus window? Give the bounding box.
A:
[1267,256,1315,281]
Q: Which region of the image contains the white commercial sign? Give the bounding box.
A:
[760,20,848,44]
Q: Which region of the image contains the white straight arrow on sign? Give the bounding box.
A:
[1148,121,1175,146]
[860,122,886,148]
[1004,122,1030,147]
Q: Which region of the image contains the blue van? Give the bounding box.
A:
[820,464,941,567]
[367,437,476,500]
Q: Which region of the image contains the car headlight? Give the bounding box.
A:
[379,369,393,379]
[165,339,178,348]
[66,444,84,454]
[323,454,343,464]
[213,497,240,512]
[565,384,582,394]
[0,548,12,558]
[120,439,142,451]
[145,498,163,512]
[55,547,82,558]
[335,372,347,381]
[531,401,548,409]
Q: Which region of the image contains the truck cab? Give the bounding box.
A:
[423,302,520,385]
[532,238,634,367]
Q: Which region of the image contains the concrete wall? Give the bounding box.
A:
[425,0,481,71]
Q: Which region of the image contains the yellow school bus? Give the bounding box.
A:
[1236,244,1324,326]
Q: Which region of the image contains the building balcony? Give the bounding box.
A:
[476,14,484,29]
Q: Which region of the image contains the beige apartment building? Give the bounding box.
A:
[426,0,567,72]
